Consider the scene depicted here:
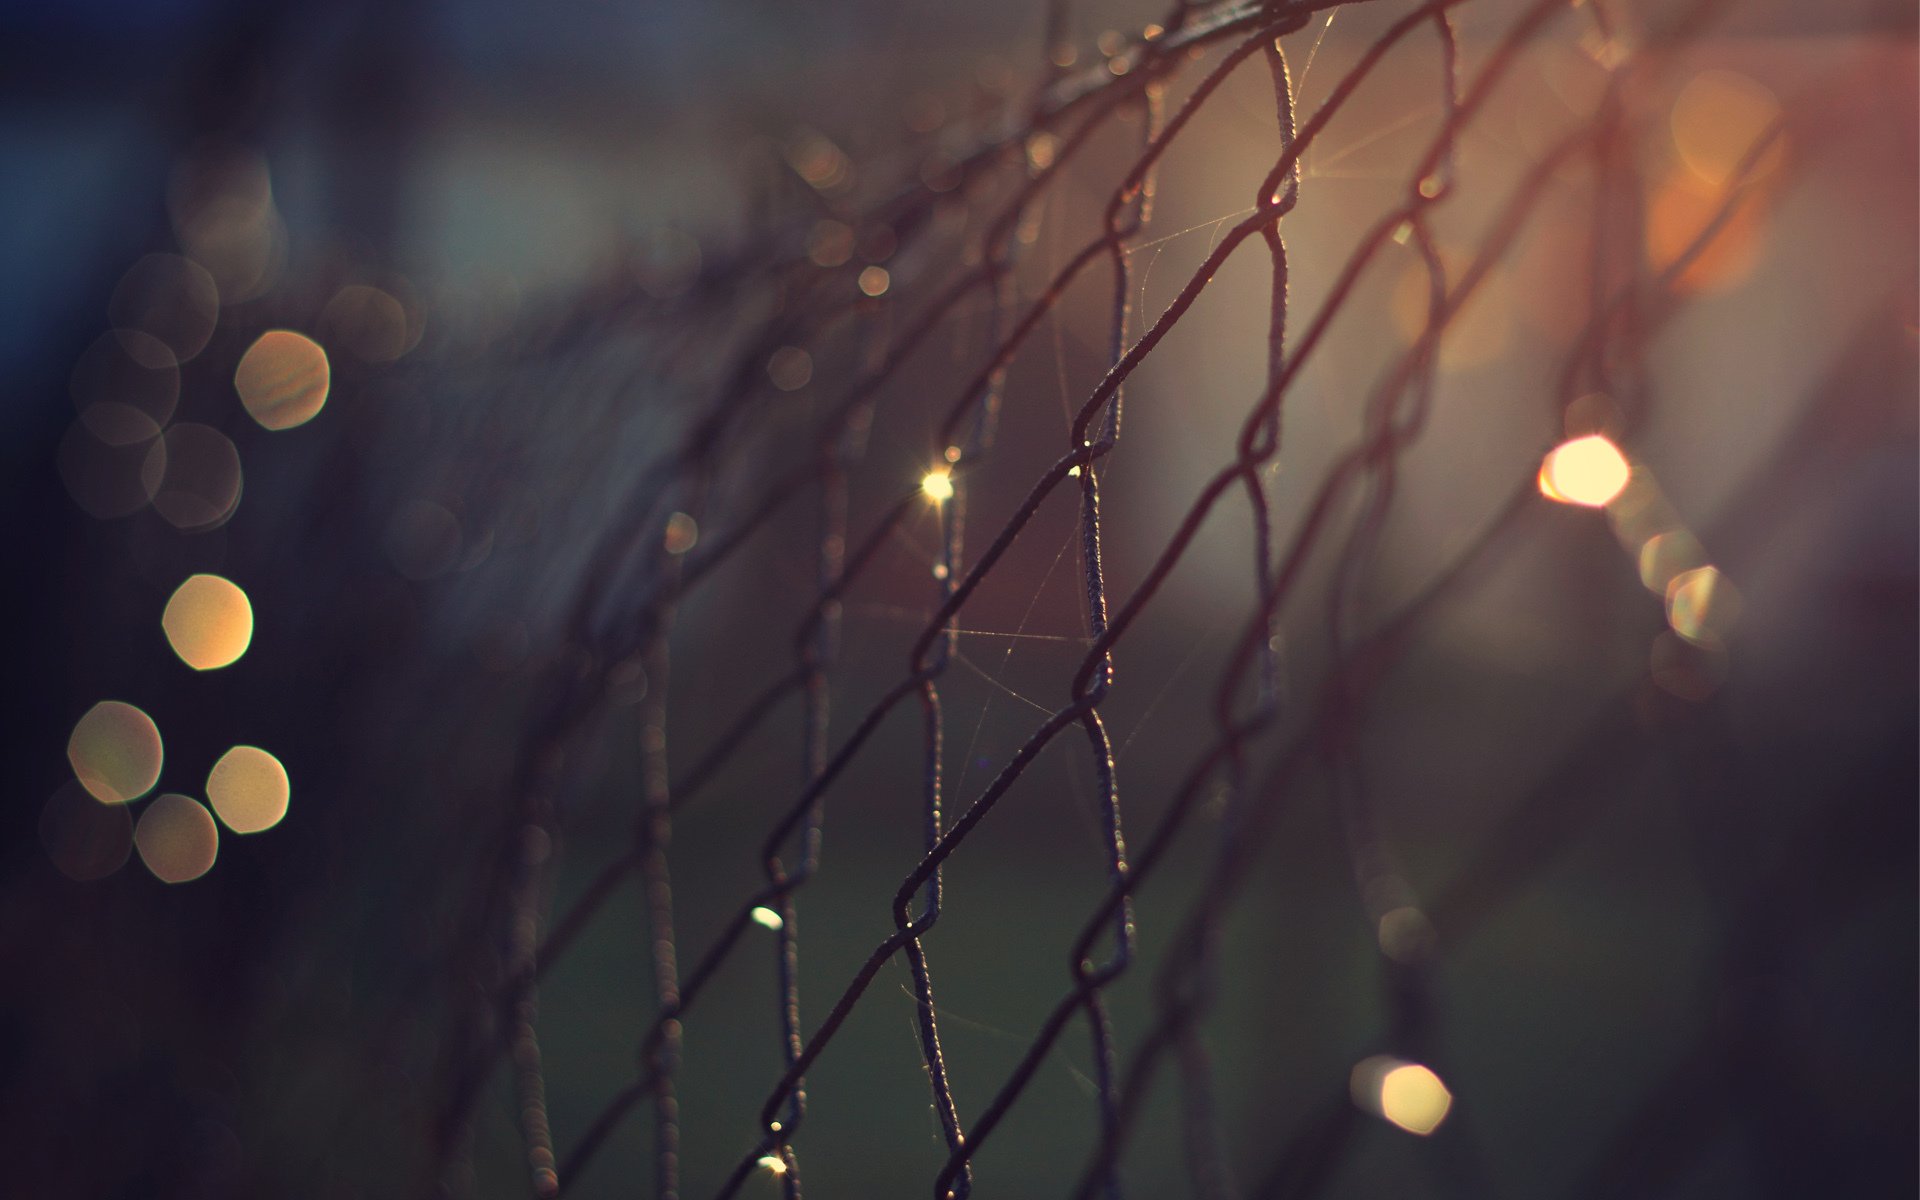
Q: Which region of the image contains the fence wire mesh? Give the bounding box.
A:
[397,2,1882,1196]
[11,1,1916,1199]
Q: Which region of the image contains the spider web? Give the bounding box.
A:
[404,2,1850,1197]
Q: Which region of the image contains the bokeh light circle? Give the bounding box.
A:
[235,330,330,430]
[134,794,219,883]
[141,423,243,531]
[206,746,290,835]
[320,284,412,362]
[1538,435,1631,507]
[70,329,179,445]
[162,573,254,670]
[767,346,812,392]
[169,143,283,302]
[68,701,163,804]
[108,253,220,364]
[1379,1064,1453,1135]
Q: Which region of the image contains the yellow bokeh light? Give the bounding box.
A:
[921,467,954,503]
[858,265,891,297]
[1538,435,1631,507]
[750,905,784,930]
[134,793,219,883]
[1380,1064,1453,1135]
[1025,132,1058,172]
[68,701,163,804]
[1666,565,1739,648]
[756,1156,788,1176]
[235,330,330,430]
[207,745,290,834]
[1351,1055,1453,1135]
[162,573,254,670]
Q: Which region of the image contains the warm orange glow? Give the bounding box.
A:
[207,745,290,834]
[236,330,330,430]
[1539,435,1631,507]
[921,467,954,502]
[858,266,891,297]
[134,793,219,883]
[1647,169,1767,294]
[68,701,163,805]
[1670,69,1785,187]
[162,574,254,670]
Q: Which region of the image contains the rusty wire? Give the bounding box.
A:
[414,0,1802,1195]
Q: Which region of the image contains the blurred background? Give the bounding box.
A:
[2,1,1914,1197]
